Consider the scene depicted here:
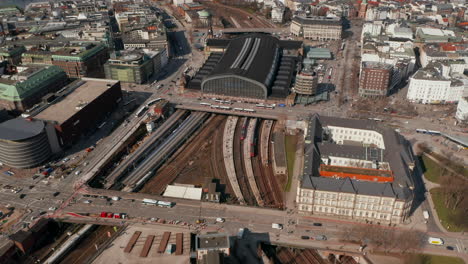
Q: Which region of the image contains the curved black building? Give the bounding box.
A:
[0,118,51,168]
[201,34,281,99]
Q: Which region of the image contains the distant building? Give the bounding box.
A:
[272,7,285,23]
[0,46,26,65]
[21,50,53,65]
[51,44,109,78]
[104,49,168,84]
[415,27,456,43]
[359,62,392,98]
[290,16,342,41]
[35,78,122,146]
[297,115,415,224]
[173,0,193,6]
[0,65,68,112]
[456,97,468,122]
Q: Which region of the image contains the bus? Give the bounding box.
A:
[210,105,220,109]
[256,104,265,108]
[233,108,243,111]
[243,108,255,113]
[157,201,174,208]
[341,42,345,50]
[142,198,158,205]
[219,106,231,110]
[146,98,161,107]
[265,105,275,109]
[200,102,211,106]
[135,106,148,117]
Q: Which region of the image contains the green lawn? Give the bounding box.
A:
[284,135,297,192]
[430,152,468,179]
[405,254,465,264]
[421,155,443,183]
[430,188,466,232]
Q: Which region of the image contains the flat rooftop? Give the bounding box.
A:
[196,233,229,250]
[35,78,118,124]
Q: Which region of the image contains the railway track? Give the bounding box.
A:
[122,112,208,190]
[145,115,224,195]
[210,118,234,195]
[233,117,255,205]
[243,118,263,206]
[251,120,283,209]
[104,110,188,188]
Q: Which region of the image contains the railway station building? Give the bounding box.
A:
[296,115,416,224]
[188,34,302,101]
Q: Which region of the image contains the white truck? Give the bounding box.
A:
[428,237,444,245]
[423,210,429,223]
[272,223,283,230]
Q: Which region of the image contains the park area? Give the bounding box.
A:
[419,152,468,232]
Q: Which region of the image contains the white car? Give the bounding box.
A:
[74,170,81,175]
[216,217,225,223]
[83,200,92,204]
[48,207,57,211]
[62,157,70,163]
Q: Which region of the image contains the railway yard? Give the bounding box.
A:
[100,108,286,209]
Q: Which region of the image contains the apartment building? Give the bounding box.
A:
[407,67,465,104]
[296,115,415,224]
[290,16,342,41]
[456,97,468,122]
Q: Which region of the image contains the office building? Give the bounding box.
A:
[35,78,122,146]
[104,49,168,84]
[51,44,109,78]
[0,65,68,112]
[296,115,415,224]
[0,118,51,168]
[359,62,392,98]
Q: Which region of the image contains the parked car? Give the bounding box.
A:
[313,223,322,227]
[315,235,327,241]
[53,192,60,197]
[301,236,310,240]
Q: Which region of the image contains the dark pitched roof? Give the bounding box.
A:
[205,34,280,85]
